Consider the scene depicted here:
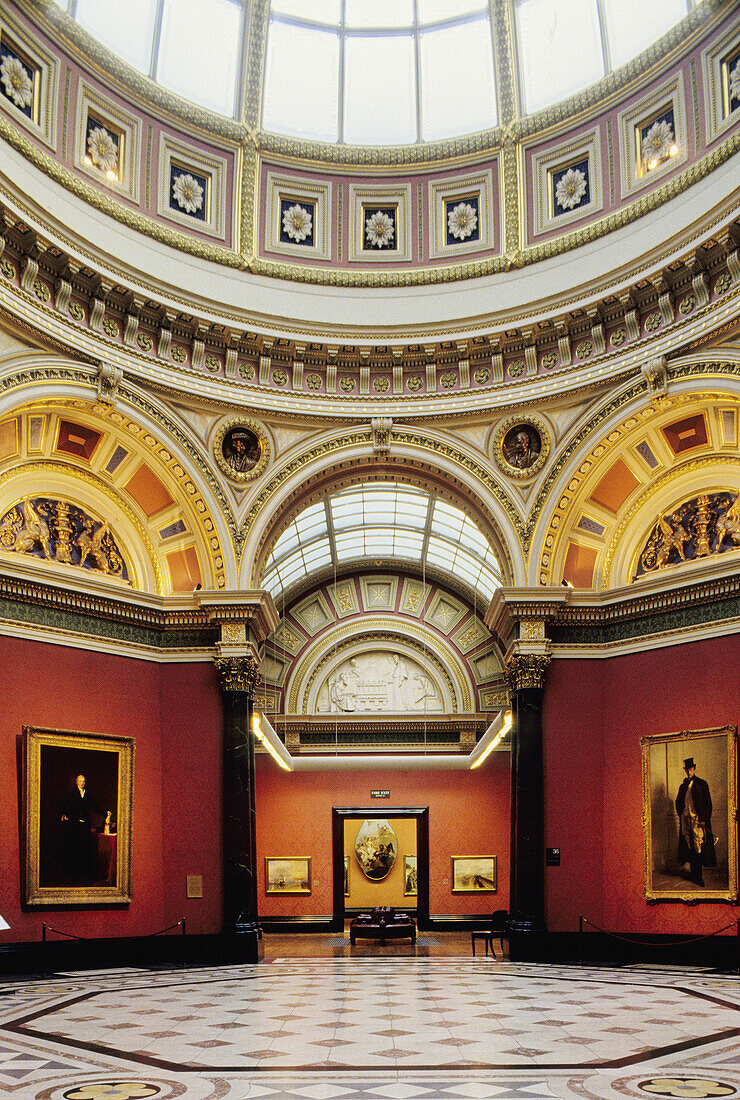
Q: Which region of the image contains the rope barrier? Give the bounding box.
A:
[40,919,187,976]
[42,919,184,941]
[580,914,738,947]
[42,926,83,940]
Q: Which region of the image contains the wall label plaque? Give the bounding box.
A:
[371,789,390,798]
[546,847,561,866]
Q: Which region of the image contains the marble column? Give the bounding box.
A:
[504,646,551,962]
[216,653,262,942]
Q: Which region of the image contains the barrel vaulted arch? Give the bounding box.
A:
[0,356,236,594]
[531,364,740,590]
[238,423,525,597]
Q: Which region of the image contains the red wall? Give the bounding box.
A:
[0,635,222,943]
[3,630,738,946]
[255,754,511,918]
[544,633,740,935]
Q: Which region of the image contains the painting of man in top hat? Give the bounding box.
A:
[675,756,716,887]
[641,725,737,901]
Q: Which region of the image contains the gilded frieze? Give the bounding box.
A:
[0,495,129,579]
[635,491,740,578]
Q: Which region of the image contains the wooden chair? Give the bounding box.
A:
[471,909,508,957]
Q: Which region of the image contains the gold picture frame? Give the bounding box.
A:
[641,724,738,902]
[22,725,134,906]
[451,855,497,893]
[404,855,418,896]
[265,857,311,895]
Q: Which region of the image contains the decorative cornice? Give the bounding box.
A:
[1,196,737,412]
[490,566,740,647]
[215,653,262,697]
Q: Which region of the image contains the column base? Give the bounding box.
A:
[219,927,263,964]
[507,914,548,962]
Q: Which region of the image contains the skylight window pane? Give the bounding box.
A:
[271,0,341,21]
[345,0,413,28]
[418,0,487,21]
[302,542,332,566]
[344,35,416,144]
[263,20,339,141]
[420,17,497,140]
[158,0,240,115]
[516,0,603,114]
[394,532,424,554]
[336,533,365,559]
[76,0,157,73]
[427,539,457,566]
[602,0,688,70]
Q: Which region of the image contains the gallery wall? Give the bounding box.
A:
[3,629,738,948]
[543,633,740,936]
[0,635,223,944]
[255,755,511,920]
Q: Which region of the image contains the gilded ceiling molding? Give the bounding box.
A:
[243,431,521,585]
[527,363,740,571]
[490,0,518,126]
[0,115,244,269]
[1,4,737,289]
[0,459,163,593]
[250,132,740,284]
[0,364,236,586]
[531,378,740,586]
[242,0,269,132]
[601,454,740,588]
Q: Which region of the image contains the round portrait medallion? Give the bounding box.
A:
[213,418,270,482]
[493,415,550,479]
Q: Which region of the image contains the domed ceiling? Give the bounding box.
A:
[57,0,694,137]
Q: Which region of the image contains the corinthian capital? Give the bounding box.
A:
[215,654,262,698]
[503,653,552,692]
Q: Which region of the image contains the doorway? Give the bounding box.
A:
[331,807,429,932]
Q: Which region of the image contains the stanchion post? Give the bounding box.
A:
[181,917,186,969]
[41,922,47,977]
[578,914,583,968]
[736,918,739,977]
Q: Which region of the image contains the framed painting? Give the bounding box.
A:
[641,724,738,902]
[344,855,349,897]
[265,857,311,895]
[451,855,497,893]
[404,855,417,896]
[23,725,134,906]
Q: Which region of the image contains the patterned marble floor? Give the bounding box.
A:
[0,958,739,1099]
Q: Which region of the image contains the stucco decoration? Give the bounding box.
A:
[317,651,443,714]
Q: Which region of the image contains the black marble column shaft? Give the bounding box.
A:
[509,686,545,930]
[222,686,258,933]
[216,654,262,962]
[505,651,550,961]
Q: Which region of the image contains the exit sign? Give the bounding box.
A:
[371,789,390,798]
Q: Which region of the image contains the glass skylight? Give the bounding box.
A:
[57,0,698,134]
[264,0,497,143]
[514,0,693,114]
[262,482,502,603]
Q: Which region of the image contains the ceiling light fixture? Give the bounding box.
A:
[254,710,511,772]
[469,710,512,769]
